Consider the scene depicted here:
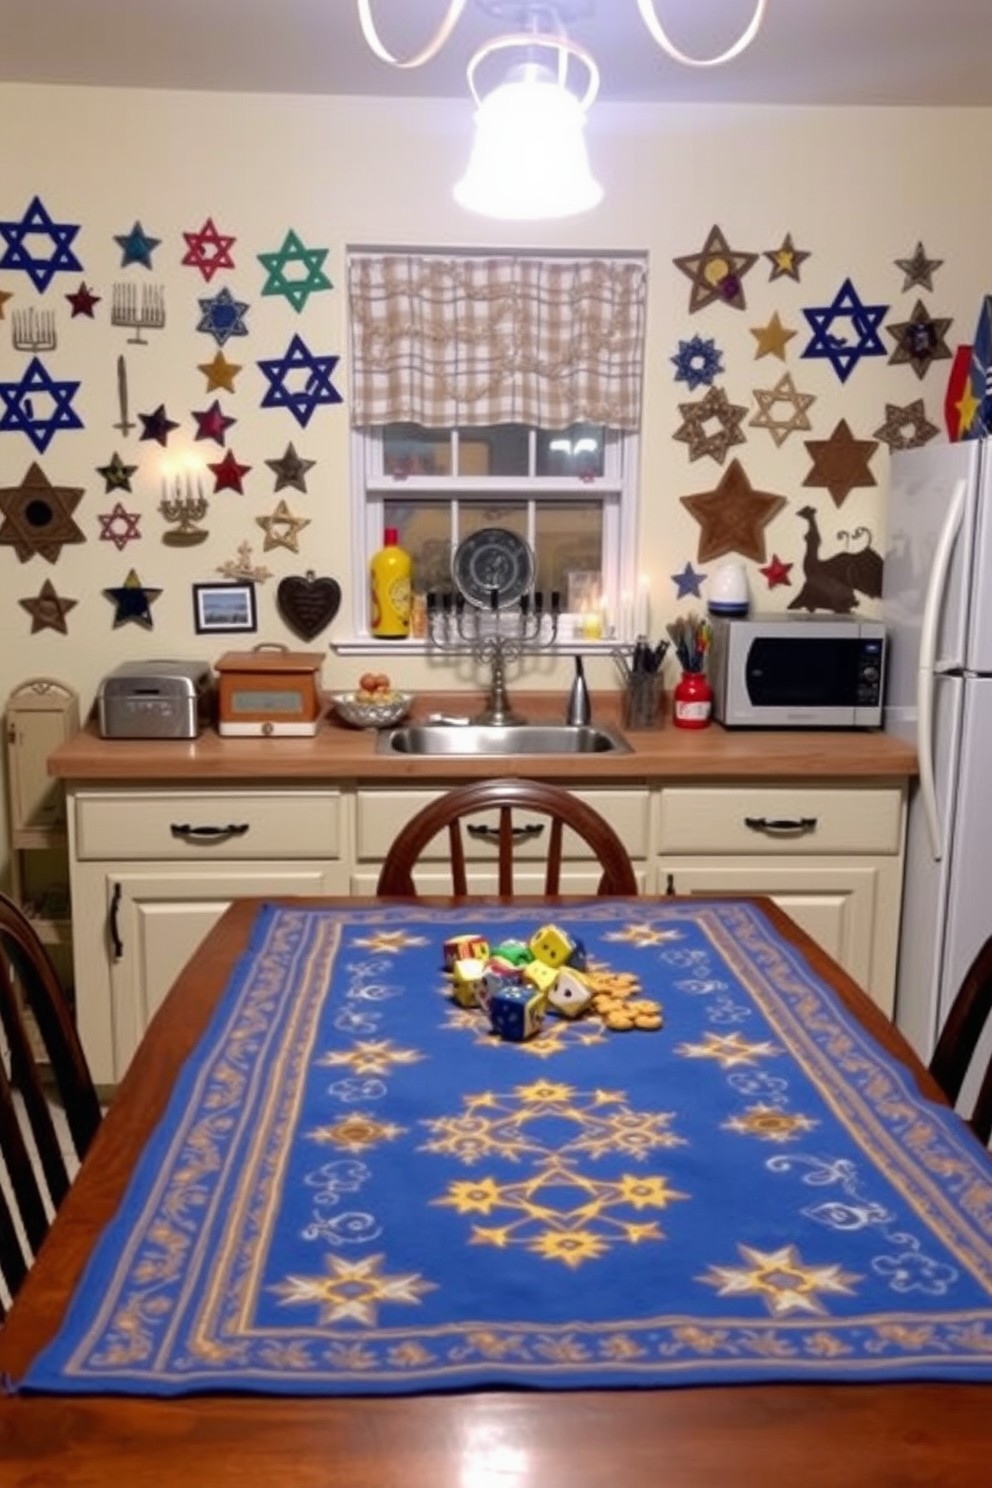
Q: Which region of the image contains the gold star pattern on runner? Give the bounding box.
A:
[351,929,429,953]
[749,372,816,447]
[764,232,810,282]
[721,1104,819,1142]
[256,498,310,553]
[317,1040,425,1078]
[680,459,787,565]
[673,385,748,464]
[0,462,85,563]
[699,1243,862,1318]
[750,310,797,361]
[673,224,759,313]
[894,240,943,293]
[197,349,242,394]
[803,419,878,508]
[674,1030,781,1068]
[886,299,953,379]
[306,1113,406,1152]
[603,924,681,948]
[272,1253,436,1327]
[873,398,940,451]
[18,577,77,634]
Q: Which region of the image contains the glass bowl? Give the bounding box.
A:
[329,691,414,729]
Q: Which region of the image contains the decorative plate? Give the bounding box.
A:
[452,527,535,610]
[329,691,413,729]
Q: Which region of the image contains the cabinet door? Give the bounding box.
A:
[659,857,898,1016]
[104,863,348,1084]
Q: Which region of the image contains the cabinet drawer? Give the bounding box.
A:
[356,787,650,862]
[73,788,343,861]
[656,786,903,855]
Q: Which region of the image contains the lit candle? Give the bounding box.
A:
[619,589,634,643]
[634,576,650,639]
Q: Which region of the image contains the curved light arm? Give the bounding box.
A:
[357,0,470,68]
[466,30,600,110]
[635,0,767,67]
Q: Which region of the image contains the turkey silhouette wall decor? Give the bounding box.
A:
[788,506,883,614]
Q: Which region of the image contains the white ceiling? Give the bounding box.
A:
[2,0,992,106]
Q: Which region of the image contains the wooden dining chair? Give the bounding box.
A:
[0,891,102,1318]
[376,778,640,898]
[929,933,992,1146]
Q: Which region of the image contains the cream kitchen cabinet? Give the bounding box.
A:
[350,785,652,895]
[66,786,349,1087]
[654,783,907,1015]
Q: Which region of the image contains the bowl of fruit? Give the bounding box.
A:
[329,673,413,729]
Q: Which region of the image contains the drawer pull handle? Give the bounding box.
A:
[170,822,250,843]
[466,822,545,846]
[744,815,817,835]
[110,882,123,961]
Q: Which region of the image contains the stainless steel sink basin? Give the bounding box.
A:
[376,723,632,757]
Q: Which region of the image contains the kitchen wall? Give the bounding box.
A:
[0,83,989,877]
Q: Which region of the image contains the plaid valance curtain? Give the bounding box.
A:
[347,252,648,431]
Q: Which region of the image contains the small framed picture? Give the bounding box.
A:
[192,581,257,635]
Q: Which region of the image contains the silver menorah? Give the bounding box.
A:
[426,591,560,725]
[111,283,166,343]
[11,308,57,353]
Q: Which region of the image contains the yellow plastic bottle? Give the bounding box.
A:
[369,527,412,639]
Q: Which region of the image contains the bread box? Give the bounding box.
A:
[214,647,324,736]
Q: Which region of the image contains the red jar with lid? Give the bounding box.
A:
[673,670,713,729]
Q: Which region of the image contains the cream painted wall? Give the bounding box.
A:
[0,84,989,877]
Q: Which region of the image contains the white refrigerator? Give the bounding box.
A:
[882,437,992,1063]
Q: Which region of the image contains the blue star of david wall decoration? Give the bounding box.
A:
[0,357,84,453]
[801,278,889,384]
[671,336,724,392]
[197,286,250,346]
[0,196,82,293]
[257,335,343,428]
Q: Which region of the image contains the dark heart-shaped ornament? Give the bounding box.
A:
[276,571,342,641]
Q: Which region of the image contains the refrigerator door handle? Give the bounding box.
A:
[917,475,967,860]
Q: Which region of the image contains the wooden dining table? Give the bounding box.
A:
[1,894,989,1488]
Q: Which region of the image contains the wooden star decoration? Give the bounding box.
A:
[266,441,316,493]
[895,241,943,293]
[750,311,797,361]
[103,568,162,629]
[803,419,878,508]
[198,350,242,394]
[886,299,953,380]
[673,225,759,313]
[97,501,142,551]
[679,459,787,564]
[0,462,85,562]
[673,385,748,464]
[764,233,809,282]
[208,448,252,494]
[96,450,138,492]
[19,577,77,634]
[759,554,793,589]
[256,499,311,553]
[873,398,940,451]
[749,372,816,447]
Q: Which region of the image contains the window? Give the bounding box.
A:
[346,250,647,648]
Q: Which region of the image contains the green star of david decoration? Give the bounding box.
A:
[257,229,332,314]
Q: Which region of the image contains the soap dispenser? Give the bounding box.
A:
[566,655,591,727]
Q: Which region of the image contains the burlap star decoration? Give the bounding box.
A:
[673,385,748,464]
[803,419,878,508]
[749,373,816,448]
[673,225,759,313]
[680,459,787,564]
[873,399,940,451]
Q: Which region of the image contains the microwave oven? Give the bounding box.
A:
[708,615,886,728]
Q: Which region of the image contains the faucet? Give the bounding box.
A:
[565,655,591,726]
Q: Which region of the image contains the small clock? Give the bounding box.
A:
[215,647,324,737]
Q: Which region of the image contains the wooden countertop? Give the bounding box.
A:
[48,692,918,784]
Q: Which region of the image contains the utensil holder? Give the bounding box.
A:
[623,672,663,730]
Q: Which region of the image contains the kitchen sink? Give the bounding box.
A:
[376,723,632,757]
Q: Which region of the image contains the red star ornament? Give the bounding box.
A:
[759,554,793,589]
[193,399,236,446]
[65,281,101,317]
[181,217,236,282]
[208,448,252,494]
[680,459,788,565]
[97,501,142,551]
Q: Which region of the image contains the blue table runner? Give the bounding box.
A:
[20,900,992,1395]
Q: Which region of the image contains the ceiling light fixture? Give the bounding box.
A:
[357,1,767,218]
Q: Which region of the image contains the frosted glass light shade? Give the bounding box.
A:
[454,70,603,220]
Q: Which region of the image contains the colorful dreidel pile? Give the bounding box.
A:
[445,924,593,1042]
